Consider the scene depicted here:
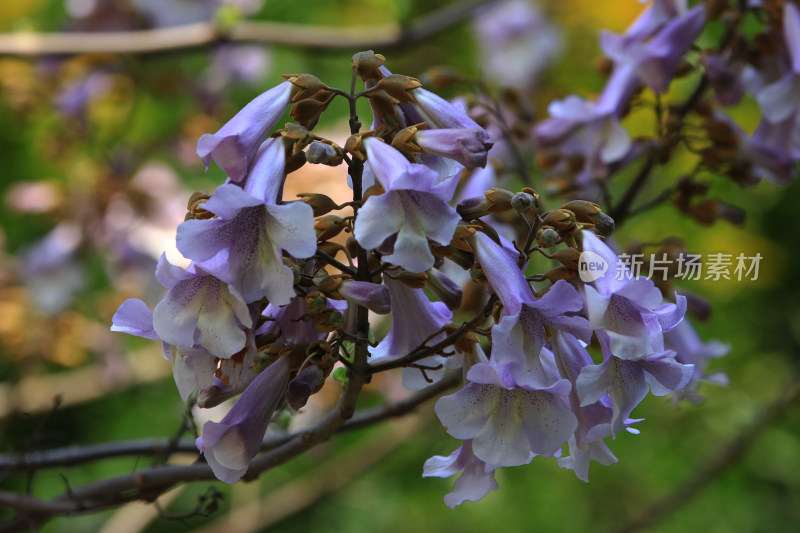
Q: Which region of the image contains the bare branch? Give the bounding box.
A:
[613,375,800,533]
[0,0,491,57]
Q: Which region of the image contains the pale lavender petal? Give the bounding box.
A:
[154,252,194,289]
[264,201,317,259]
[435,383,495,440]
[111,299,158,339]
[519,391,578,456]
[472,231,531,316]
[353,193,405,250]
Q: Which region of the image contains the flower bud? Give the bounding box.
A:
[314,214,347,241]
[537,227,560,248]
[281,73,328,102]
[286,365,324,410]
[511,191,537,214]
[297,192,339,217]
[316,275,344,298]
[305,291,328,315]
[352,50,386,81]
[544,266,576,283]
[550,247,581,270]
[542,209,577,232]
[290,94,333,130]
[306,141,342,165]
[339,280,391,314]
[392,270,428,289]
[426,268,463,310]
[378,74,422,103]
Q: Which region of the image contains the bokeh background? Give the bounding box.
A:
[0,1,799,531]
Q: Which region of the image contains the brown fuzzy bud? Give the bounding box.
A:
[316,275,344,299]
[362,183,385,202]
[542,209,577,232]
[281,73,328,102]
[390,122,426,154]
[290,94,332,130]
[305,291,328,315]
[297,193,340,217]
[378,75,421,103]
[352,50,386,81]
[314,214,347,241]
[551,247,581,270]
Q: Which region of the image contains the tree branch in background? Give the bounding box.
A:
[613,375,800,533]
[0,0,491,57]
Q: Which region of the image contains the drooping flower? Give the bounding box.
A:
[370,276,454,389]
[423,440,504,509]
[576,348,693,436]
[353,138,460,272]
[197,356,291,483]
[435,356,577,466]
[581,231,686,360]
[489,280,592,389]
[196,81,292,183]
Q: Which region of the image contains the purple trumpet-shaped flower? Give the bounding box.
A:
[576,349,693,436]
[353,138,460,272]
[197,81,292,183]
[176,182,316,306]
[472,0,561,92]
[600,4,706,95]
[534,95,631,185]
[423,440,505,508]
[151,254,252,359]
[370,276,454,389]
[197,356,291,484]
[490,280,592,390]
[435,355,577,466]
[756,3,800,123]
[551,330,618,482]
[338,280,391,314]
[414,128,492,169]
[665,320,729,401]
[581,231,686,359]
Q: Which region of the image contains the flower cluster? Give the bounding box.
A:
[110,0,795,506]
